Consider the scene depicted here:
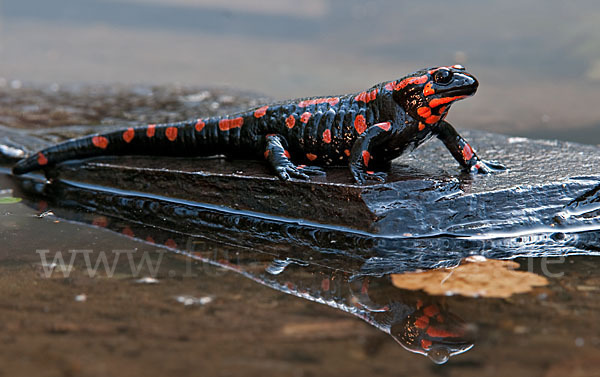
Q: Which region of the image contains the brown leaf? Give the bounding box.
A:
[391,256,548,298]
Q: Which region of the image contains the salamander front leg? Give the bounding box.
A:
[349,122,394,184]
[435,121,506,173]
[264,134,324,180]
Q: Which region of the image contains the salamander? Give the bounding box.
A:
[12,65,505,183]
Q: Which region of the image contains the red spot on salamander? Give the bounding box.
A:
[147,124,156,137]
[283,150,291,158]
[165,126,178,141]
[218,117,244,131]
[375,122,391,131]
[362,150,371,166]
[344,149,351,157]
[438,106,447,114]
[306,153,317,161]
[122,226,134,237]
[297,97,339,107]
[462,143,474,161]
[165,238,177,249]
[423,82,435,96]
[300,112,312,123]
[264,150,270,159]
[145,236,155,244]
[122,128,135,143]
[37,152,48,166]
[417,107,432,118]
[423,305,440,317]
[195,119,205,132]
[92,136,109,149]
[390,75,429,91]
[414,315,430,329]
[354,89,378,103]
[385,81,396,91]
[286,114,296,129]
[321,278,330,291]
[426,327,459,338]
[354,114,367,134]
[429,95,467,108]
[425,115,441,124]
[418,122,426,131]
[436,314,444,323]
[322,129,331,143]
[254,105,268,118]
[421,339,432,350]
[366,170,374,174]
[92,216,108,228]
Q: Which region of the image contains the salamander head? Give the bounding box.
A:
[388,65,479,125]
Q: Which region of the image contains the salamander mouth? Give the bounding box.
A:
[435,86,477,98]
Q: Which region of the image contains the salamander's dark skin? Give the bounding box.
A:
[12,65,505,183]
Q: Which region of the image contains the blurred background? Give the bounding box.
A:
[1,0,599,143]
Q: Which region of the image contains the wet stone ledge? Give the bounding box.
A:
[2,84,600,237]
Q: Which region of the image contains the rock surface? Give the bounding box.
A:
[2,84,600,238]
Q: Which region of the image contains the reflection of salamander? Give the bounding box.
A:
[12,65,504,183]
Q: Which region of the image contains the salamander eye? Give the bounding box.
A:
[433,69,453,84]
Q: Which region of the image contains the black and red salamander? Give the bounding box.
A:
[12,65,505,183]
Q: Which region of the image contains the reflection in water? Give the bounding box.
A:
[8,172,477,363]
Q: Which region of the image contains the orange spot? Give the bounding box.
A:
[366,170,374,174]
[462,143,474,161]
[355,89,378,103]
[92,136,109,149]
[393,75,429,91]
[122,128,135,143]
[264,150,270,159]
[298,97,340,107]
[421,339,432,350]
[195,119,205,132]
[322,129,331,143]
[375,122,391,131]
[438,106,447,114]
[218,117,244,131]
[306,153,317,161]
[300,112,312,123]
[122,226,134,237]
[321,278,330,291]
[283,150,291,158]
[425,115,441,124]
[414,315,430,329]
[165,238,177,249]
[147,124,156,137]
[344,149,351,157]
[354,114,367,134]
[37,152,48,166]
[423,305,440,317]
[417,107,432,118]
[286,114,296,129]
[254,105,268,118]
[429,95,467,108]
[92,216,108,228]
[418,122,426,131]
[362,150,371,166]
[385,81,396,91]
[423,82,435,96]
[165,126,178,141]
[426,327,458,338]
[327,97,340,106]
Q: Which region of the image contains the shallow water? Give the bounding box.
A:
[2,0,600,375]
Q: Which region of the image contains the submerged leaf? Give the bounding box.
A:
[0,197,22,204]
[391,256,548,298]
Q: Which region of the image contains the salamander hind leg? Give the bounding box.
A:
[264,134,322,181]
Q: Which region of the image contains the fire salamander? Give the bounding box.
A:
[12,65,505,183]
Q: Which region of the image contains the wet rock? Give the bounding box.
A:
[2,85,600,237]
